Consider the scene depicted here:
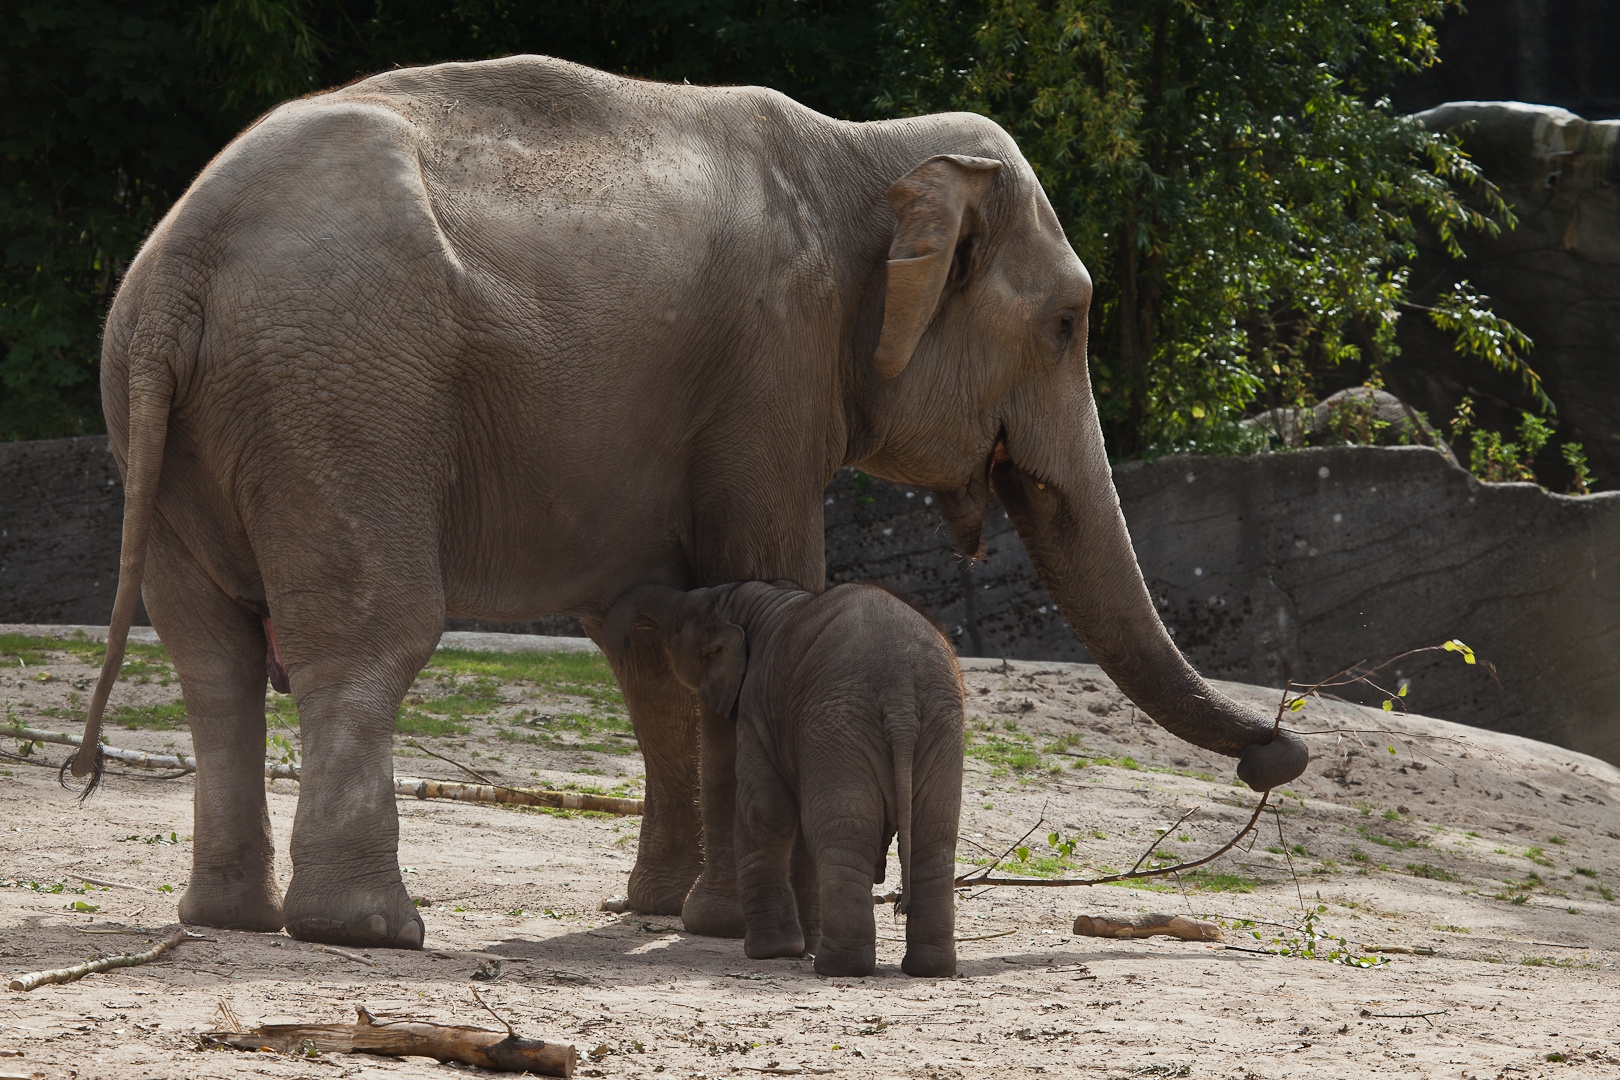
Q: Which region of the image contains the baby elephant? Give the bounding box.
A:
[606,581,965,977]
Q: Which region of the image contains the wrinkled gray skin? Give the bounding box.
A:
[75,55,1307,950]
[605,581,964,977]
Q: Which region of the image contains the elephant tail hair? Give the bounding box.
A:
[885,707,919,917]
[70,298,184,791]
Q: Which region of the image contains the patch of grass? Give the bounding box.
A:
[1547,836,1565,846]
[1405,863,1460,882]
[1348,846,1370,864]
[1520,955,1574,968]
[1523,846,1555,867]
[1465,830,1480,838]
[1381,808,1402,821]
[1574,867,1598,877]
[965,722,1045,777]
[394,712,473,737]
[1596,885,1615,902]
[1357,826,1424,851]
[1434,924,1470,933]
[111,700,189,730]
[0,634,170,670]
[1181,871,1258,893]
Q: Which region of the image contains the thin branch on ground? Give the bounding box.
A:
[9,927,199,991]
[404,738,496,786]
[955,793,1270,888]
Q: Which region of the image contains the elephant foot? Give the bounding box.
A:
[178,875,283,933]
[682,875,745,938]
[813,941,876,977]
[282,875,424,950]
[902,941,956,977]
[744,923,806,960]
[626,853,704,916]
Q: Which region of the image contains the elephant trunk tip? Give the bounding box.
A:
[1236,727,1309,791]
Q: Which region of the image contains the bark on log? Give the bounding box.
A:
[395,777,643,816]
[206,1006,577,1076]
[8,928,193,991]
[1072,913,1223,942]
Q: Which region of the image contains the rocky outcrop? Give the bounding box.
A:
[1390,101,1620,488]
[827,447,1620,765]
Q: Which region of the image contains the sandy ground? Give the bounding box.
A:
[2,631,1619,1080]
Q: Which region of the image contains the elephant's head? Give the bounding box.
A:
[856,126,1306,791]
[606,584,748,720]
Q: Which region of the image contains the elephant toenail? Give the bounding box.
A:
[361,914,388,940]
[400,919,424,949]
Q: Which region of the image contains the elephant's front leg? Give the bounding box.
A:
[583,617,705,915]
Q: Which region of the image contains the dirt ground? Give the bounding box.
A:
[2,629,1619,1080]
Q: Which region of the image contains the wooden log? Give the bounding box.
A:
[1072,913,1223,942]
[8,928,194,991]
[394,777,643,816]
[207,1006,577,1076]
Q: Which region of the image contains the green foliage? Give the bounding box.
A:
[110,700,189,730]
[881,0,1532,457]
[1449,397,1556,483]
[1562,442,1594,495]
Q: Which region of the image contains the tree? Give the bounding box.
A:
[880,0,1542,458]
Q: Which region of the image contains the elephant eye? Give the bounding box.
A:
[1054,312,1077,348]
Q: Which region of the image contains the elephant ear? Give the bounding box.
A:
[873,154,1003,379]
[697,622,748,719]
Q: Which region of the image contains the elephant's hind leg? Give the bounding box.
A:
[277,600,440,950]
[143,521,283,933]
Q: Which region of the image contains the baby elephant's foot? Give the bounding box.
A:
[682,877,745,938]
[812,941,876,977]
[282,873,424,950]
[902,942,957,977]
[178,873,283,933]
[744,923,806,960]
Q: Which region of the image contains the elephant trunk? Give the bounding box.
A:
[603,584,687,660]
[990,459,1307,791]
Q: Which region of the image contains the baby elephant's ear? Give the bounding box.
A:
[698,623,748,719]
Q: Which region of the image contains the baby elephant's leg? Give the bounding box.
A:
[801,784,883,977]
[734,723,805,959]
[792,828,821,956]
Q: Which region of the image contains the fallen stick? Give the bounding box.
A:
[6,725,642,815]
[204,1005,577,1076]
[9,927,196,991]
[319,944,375,967]
[3,725,218,777]
[1072,913,1223,942]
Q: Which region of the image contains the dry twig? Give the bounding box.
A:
[9,928,197,991]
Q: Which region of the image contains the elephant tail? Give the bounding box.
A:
[70,295,184,790]
[885,706,919,917]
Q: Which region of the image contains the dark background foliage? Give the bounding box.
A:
[0,0,886,441]
[3,0,1615,477]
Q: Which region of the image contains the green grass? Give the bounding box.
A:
[1405,863,1461,882]
[1357,825,1425,851]
[1523,846,1555,867]
[0,633,170,674]
[111,701,189,730]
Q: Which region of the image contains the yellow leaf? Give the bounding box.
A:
[1382,700,1393,712]
[1190,405,1206,419]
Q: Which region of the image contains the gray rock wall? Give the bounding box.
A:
[1391,102,1620,487]
[0,436,145,626]
[6,437,1617,763]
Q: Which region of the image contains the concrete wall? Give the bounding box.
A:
[7,437,1618,762]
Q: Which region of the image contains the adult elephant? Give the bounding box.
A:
[74,55,1307,949]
